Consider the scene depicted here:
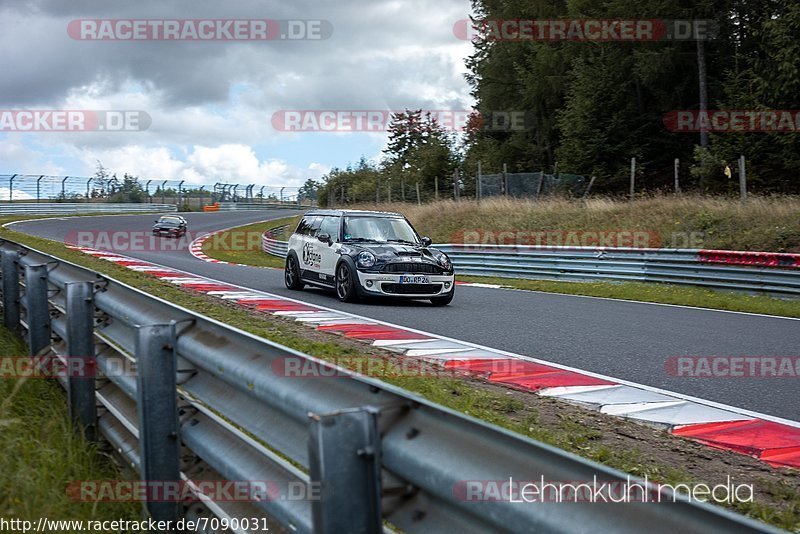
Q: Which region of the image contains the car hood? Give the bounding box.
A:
[347,243,444,262]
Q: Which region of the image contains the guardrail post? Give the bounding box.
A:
[24,264,51,356]
[1,250,21,333]
[66,282,96,441]
[308,408,382,534]
[135,323,181,523]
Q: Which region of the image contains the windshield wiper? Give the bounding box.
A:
[386,239,417,245]
[344,237,380,243]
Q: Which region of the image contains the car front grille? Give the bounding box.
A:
[381,283,443,295]
[382,262,442,274]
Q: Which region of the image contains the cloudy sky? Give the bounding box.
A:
[0,0,474,190]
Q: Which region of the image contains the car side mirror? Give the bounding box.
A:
[154,220,159,223]
[318,233,331,245]
[421,237,432,247]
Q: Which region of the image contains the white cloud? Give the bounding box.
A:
[0,0,475,183]
[75,144,328,188]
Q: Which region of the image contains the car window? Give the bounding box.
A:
[295,217,311,236]
[343,217,418,243]
[318,216,339,239]
[296,216,318,236]
[307,216,323,237]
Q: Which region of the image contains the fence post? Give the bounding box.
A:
[308,408,382,534]
[582,176,596,199]
[502,163,508,196]
[415,182,421,205]
[453,169,459,201]
[476,161,482,203]
[135,324,181,523]
[738,155,747,201]
[674,158,680,193]
[1,250,21,333]
[434,176,439,201]
[66,282,96,441]
[24,264,51,357]
[629,157,636,199]
[536,171,544,198]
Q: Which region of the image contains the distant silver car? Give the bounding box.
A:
[284,209,455,305]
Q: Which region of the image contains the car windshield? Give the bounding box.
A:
[342,217,418,244]
[158,218,181,226]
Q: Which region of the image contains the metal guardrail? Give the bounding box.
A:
[0,203,176,215]
[261,232,800,297]
[262,225,290,258]
[436,245,800,297]
[0,238,772,533]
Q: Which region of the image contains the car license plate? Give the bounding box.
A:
[399,275,429,284]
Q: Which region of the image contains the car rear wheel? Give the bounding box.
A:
[430,287,454,306]
[285,255,304,290]
[335,262,359,302]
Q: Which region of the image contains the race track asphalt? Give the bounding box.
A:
[9,210,800,420]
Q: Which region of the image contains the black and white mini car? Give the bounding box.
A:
[284,210,455,305]
[152,215,187,237]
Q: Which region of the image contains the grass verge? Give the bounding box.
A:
[1,215,798,530]
[351,196,800,252]
[199,215,301,268]
[0,321,141,523]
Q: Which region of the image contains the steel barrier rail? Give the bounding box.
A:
[262,225,290,259]
[435,245,800,297]
[260,234,800,297]
[0,238,777,534]
[0,203,176,215]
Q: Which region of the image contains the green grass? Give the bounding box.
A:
[200,215,301,268]
[355,196,800,253]
[0,322,141,523]
[461,275,800,318]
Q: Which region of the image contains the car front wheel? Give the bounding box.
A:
[335,262,359,302]
[285,255,304,290]
[430,287,454,306]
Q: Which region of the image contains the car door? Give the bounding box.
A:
[315,215,341,284]
[299,215,324,281]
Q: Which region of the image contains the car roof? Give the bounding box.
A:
[303,209,404,218]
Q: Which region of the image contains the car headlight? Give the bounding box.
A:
[435,252,452,270]
[356,251,376,268]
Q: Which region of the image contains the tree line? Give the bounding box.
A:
[312,0,800,203]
